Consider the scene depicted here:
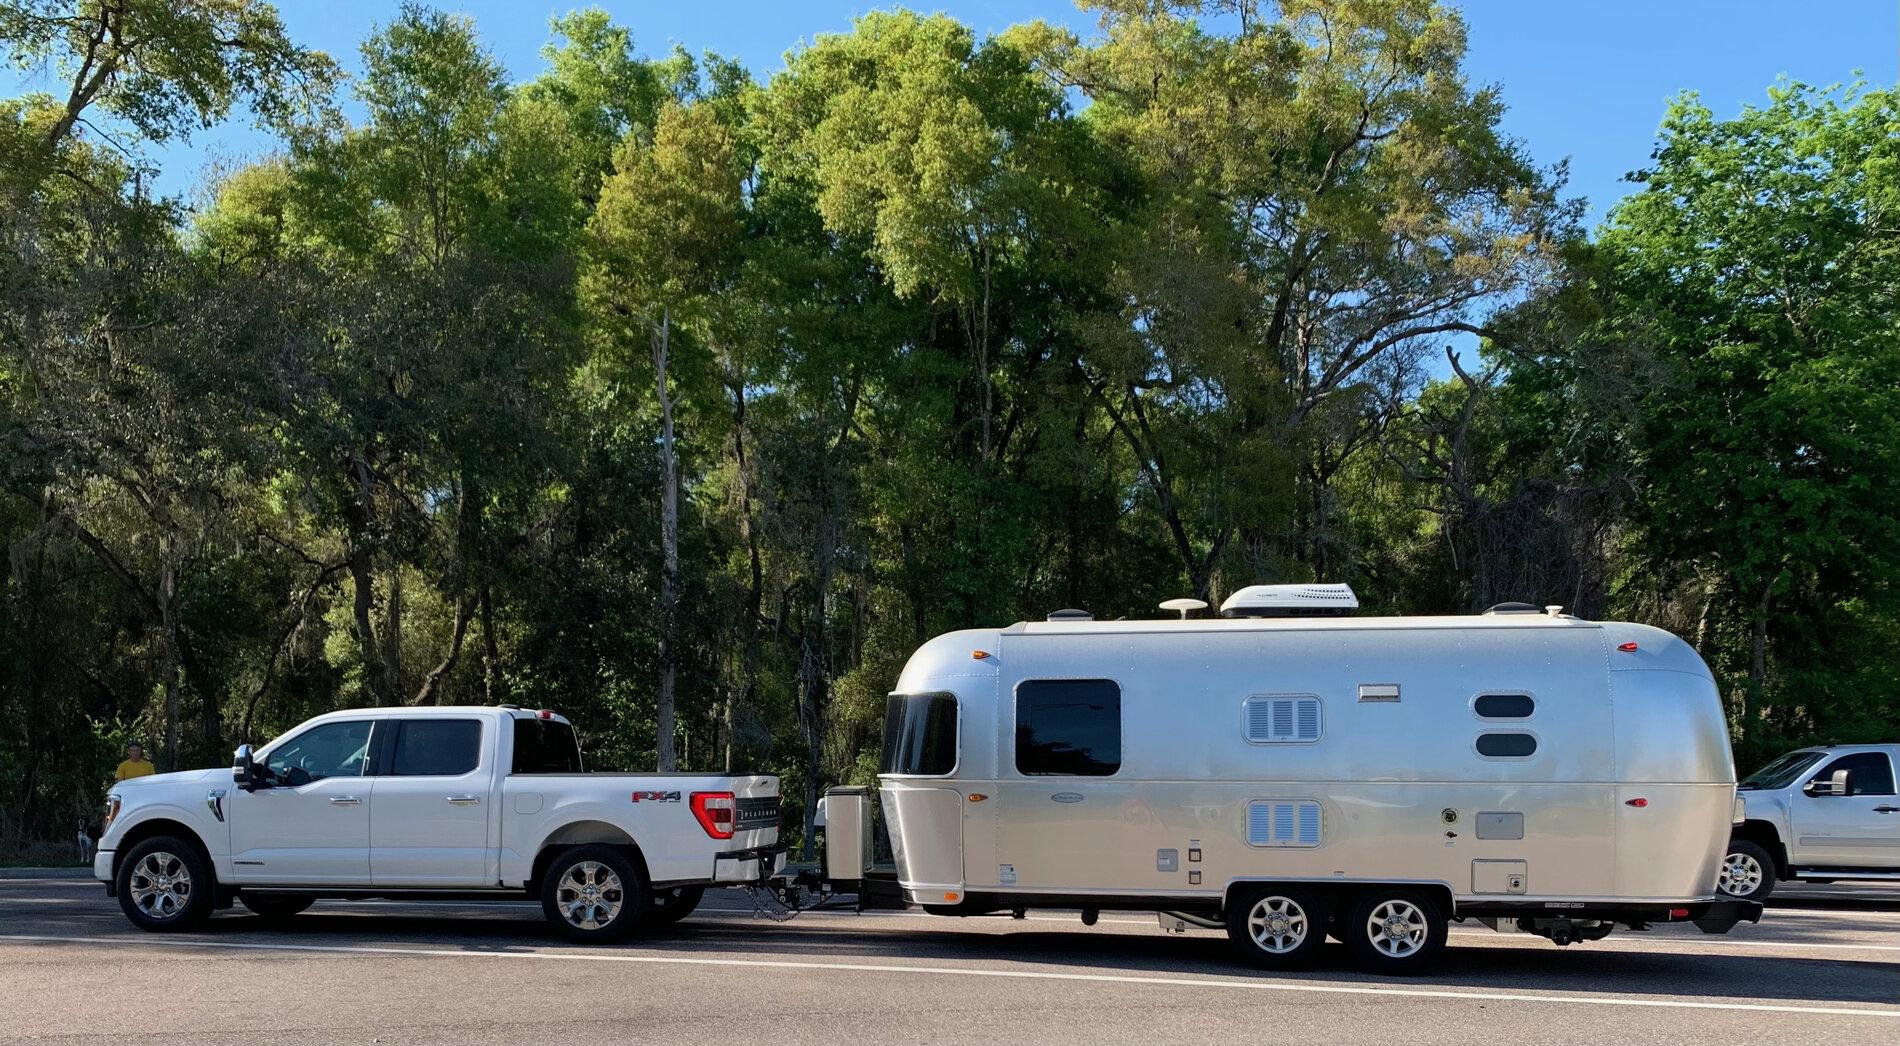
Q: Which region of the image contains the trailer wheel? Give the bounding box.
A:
[1343,890,1446,975]
[645,885,705,926]
[1717,840,1775,903]
[541,845,646,943]
[1226,887,1327,968]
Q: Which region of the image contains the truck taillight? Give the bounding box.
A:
[691,791,736,840]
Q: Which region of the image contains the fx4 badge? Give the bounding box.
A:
[631,790,681,803]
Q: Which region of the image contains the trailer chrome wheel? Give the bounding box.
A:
[1717,839,1776,903]
[115,835,213,932]
[1225,887,1326,968]
[540,845,645,943]
[1343,890,1446,975]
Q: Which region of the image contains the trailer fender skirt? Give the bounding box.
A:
[1692,899,1764,934]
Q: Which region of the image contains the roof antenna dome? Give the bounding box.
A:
[1159,598,1208,619]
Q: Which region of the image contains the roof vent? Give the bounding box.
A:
[1484,602,1541,615]
[1219,583,1358,619]
[1046,608,1093,622]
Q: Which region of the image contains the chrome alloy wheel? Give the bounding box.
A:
[556,861,624,930]
[1365,898,1429,958]
[1246,895,1311,954]
[1718,851,1764,897]
[129,851,193,920]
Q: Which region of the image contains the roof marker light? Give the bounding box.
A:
[537,708,555,719]
[1625,797,1648,808]
[1617,641,1639,652]
[972,650,991,660]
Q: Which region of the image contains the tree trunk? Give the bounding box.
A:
[654,308,680,772]
[798,506,840,863]
[382,556,403,706]
[729,376,760,775]
[480,582,501,703]
[157,544,182,772]
[343,456,388,705]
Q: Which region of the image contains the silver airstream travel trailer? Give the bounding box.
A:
[869,584,1761,974]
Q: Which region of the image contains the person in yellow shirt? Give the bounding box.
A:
[114,742,156,782]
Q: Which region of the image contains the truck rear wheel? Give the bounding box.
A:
[646,885,705,926]
[239,892,315,921]
[1342,889,1446,975]
[116,836,214,933]
[541,845,646,943]
[1225,887,1327,968]
[1718,840,1776,903]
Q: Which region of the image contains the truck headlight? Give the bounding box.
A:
[102,794,122,833]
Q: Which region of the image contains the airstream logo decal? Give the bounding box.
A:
[1052,792,1085,804]
[631,790,681,803]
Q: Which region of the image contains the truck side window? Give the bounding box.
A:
[1016,679,1121,776]
[390,719,483,777]
[264,720,373,783]
[1812,752,1896,796]
[513,718,583,773]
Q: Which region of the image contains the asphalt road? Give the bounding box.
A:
[0,879,1894,1045]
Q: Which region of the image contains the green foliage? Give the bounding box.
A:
[1,2,1891,846]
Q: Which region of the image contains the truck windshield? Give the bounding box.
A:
[1739,750,1822,791]
[880,692,957,775]
[512,717,583,773]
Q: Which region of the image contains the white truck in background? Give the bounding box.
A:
[1722,743,1900,902]
[96,706,781,940]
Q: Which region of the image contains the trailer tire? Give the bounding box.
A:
[646,885,705,926]
[1226,887,1328,969]
[116,835,215,932]
[1717,839,1775,903]
[1343,889,1446,975]
[239,892,315,921]
[541,845,646,943]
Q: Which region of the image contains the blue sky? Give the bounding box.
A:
[6,1,1895,225]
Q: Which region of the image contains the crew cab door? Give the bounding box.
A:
[1789,751,1900,867]
[227,719,376,885]
[370,717,493,886]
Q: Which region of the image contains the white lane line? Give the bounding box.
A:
[2,933,1895,1019]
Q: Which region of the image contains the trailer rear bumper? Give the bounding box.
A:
[1688,899,1763,934]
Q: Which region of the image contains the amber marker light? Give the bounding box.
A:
[968,793,988,802]
[971,649,992,659]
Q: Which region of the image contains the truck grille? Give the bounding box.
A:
[735,796,779,831]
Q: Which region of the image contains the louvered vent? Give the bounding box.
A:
[1245,695,1323,743]
[1247,800,1323,848]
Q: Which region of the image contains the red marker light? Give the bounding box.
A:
[537,708,555,719]
[1668,908,1690,919]
[1625,797,1648,808]
[1617,641,1639,652]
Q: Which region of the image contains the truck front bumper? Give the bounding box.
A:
[94,848,115,895]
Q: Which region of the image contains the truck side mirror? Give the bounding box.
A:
[1805,769,1850,797]
[233,744,258,791]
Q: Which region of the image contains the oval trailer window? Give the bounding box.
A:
[1474,693,1535,719]
[1476,732,1538,758]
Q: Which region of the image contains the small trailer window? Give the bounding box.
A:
[1016,679,1121,776]
[1476,732,1538,758]
[1473,693,1535,719]
[1245,695,1322,744]
[881,692,958,776]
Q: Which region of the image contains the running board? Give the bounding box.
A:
[1791,869,1900,880]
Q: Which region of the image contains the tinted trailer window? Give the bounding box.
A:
[881,693,957,775]
[1016,679,1122,776]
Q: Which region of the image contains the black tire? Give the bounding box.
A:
[540,845,646,943]
[646,884,705,926]
[1225,886,1329,969]
[1718,839,1776,903]
[239,893,315,920]
[116,835,214,933]
[1342,889,1447,975]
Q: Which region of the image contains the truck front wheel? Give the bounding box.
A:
[116,836,214,932]
[541,845,646,943]
[1718,840,1776,903]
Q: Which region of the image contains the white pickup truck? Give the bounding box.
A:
[1721,743,1900,901]
[96,706,781,940]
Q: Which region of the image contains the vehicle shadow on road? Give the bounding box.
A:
[188,906,1899,1009]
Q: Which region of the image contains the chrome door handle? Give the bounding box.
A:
[329,796,361,805]
[446,795,481,804]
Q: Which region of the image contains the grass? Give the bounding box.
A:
[0,838,91,868]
